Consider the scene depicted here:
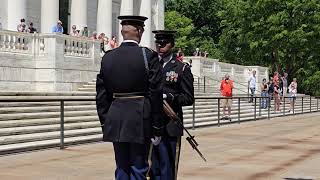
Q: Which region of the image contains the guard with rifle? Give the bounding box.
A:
[150,30,195,180]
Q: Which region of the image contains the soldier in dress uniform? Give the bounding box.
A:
[96,16,165,180]
[150,30,195,180]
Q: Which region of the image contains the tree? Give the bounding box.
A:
[218,0,320,95]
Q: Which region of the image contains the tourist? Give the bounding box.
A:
[70,25,79,36]
[98,33,106,52]
[103,37,110,51]
[267,77,274,107]
[109,35,118,49]
[282,73,288,100]
[52,20,64,33]
[90,31,98,40]
[248,70,257,103]
[81,26,89,37]
[288,78,298,113]
[220,74,233,120]
[278,74,283,101]
[204,51,209,58]
[17,18,26,32]
[193,47,201,56]
[27,22,37,33]
[260,78,268,109]
[274,81,281,112]
[176,47,184,61]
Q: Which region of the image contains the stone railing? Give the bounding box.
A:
[185,56,269,92]
[0,30,101,92]
[0,30,34,54]
[64,35,93,57]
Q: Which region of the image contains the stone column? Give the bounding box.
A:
[41,0,59,33]
[139,0,152,47]
[7,0,27,31]
[70,0,87,33]
[97,0,113,39]
[118,0,134,43]
[157,0,165,30]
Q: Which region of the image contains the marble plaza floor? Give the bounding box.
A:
[0,112,320,180]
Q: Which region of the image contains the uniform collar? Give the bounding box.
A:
[161,53,174,65]
[122,40,139,45]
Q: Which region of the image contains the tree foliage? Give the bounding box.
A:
[165,0,320,95]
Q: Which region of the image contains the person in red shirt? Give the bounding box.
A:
[220,74,234,120]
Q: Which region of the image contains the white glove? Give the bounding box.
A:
[163,94,167,99]
[151,136,162,146]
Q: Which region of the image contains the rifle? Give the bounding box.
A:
[163,100,207,162]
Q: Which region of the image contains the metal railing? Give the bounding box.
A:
[190,95,320,129]
[0,95,319,153]
[0,97,95,151]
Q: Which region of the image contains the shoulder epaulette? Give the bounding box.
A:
[140,46,156,53]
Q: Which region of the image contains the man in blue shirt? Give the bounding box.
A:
[52,20,64,33]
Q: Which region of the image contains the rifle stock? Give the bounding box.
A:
[163,100,207,162]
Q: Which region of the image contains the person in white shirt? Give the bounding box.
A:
[248,70,257,103]
[288,78,297,113]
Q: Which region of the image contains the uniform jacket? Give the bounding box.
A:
[162,54,194,137]
[96,42,164,144]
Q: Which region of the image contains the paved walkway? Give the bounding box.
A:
[0,113,320,180]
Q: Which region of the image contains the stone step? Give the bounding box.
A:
[0,134,102,155]
[0,110,97,121]
[0,127,101,146]
[0,101,96,107]
[0,105,97,114]
[0,116,99,128]
[0,121,100,137]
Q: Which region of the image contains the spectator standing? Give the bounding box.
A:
[103,37,110,51]
[220,74,233,120]
[17,18,26,32]
[90,31,98,40]
[279,74,283,100]
[267,77,274,107]
[176,47,184,61]
[52,20,64,33]
[288,78,298,113]
[109,35,118,49]
[260,78,268,109]
[248,70,257,103]
[98,33,106,52]
[0,22,3,30]
[193,47,201,56]
[27,22,37,33]
[274,82,281,112]
[70,25,79,36]
[282,73,288,99]
[82,26,89,37]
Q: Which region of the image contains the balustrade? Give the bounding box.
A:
[0,31,96,58]
[0,31,32,53]
[64,36,93,57]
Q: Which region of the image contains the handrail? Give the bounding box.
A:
[0,95,318,155]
